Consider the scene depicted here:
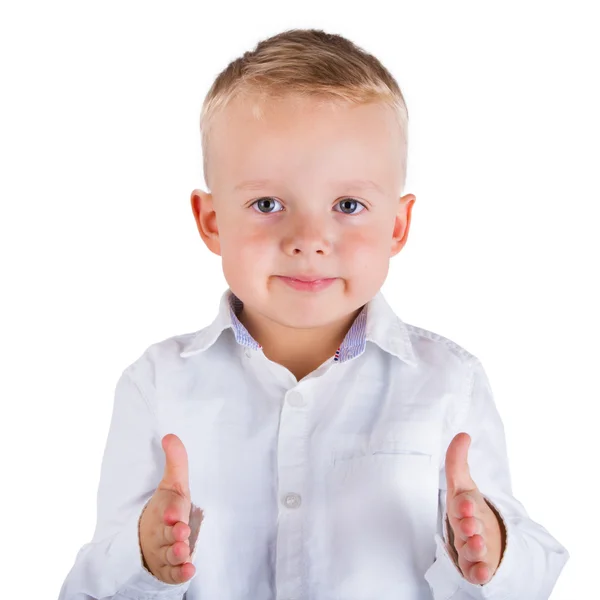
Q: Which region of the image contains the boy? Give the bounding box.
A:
[59,29,569,599]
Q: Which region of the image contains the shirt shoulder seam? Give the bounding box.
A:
[403,323,478,365]
[122,364,159,422]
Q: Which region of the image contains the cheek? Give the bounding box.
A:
[339,226,392,295]
[341,226,391,265]
[220,225,276,275]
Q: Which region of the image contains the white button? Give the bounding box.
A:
[282,493,302,509]
[244,348,251,358]
[287,392,305,407]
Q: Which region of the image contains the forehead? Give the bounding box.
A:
[209,93,403,192]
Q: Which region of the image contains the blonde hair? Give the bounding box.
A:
[199,28,409,192]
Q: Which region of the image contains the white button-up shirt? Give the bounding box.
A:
[58,289,569,599]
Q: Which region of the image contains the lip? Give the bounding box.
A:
[276,275,337,292]
[282,275,332,282]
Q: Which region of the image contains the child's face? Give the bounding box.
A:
[191,94,415,330]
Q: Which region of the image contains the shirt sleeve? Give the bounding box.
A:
[57,364,197,599]
[423,357,570,599]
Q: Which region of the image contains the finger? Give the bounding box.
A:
[158,560,195,585]
[459,534,487,563]
[445,433,477,496]
[449,492,476,520]
[173,521,191,543]
[161,521,190,547]
[456,516,483,541]
[163,496,190,526]
[165,540,191,566]
[161,434,190,497]
[465,561,490,585]
[167,561,196,585]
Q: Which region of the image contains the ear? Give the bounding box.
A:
[190,188,221,256]
[390,193,416,257]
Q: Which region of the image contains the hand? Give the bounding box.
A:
[445,432,505,585]
[139,433,203,584]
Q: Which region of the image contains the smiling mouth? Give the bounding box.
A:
[275,276,338,291]
[278,275,336,283]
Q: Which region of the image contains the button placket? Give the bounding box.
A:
[287,391,306,407]
[282,492,302,509]
[275,387,309,599]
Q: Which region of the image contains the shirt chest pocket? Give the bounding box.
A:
[330,420,439,468]
[319,422,442,596]
[323,419,441,577]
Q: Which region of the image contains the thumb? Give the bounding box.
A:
[160,433,190,498]
[445,432,476,496]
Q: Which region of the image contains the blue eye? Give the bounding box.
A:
[250,197,366,214]
[251,197,283,213]
[334,198,366,215]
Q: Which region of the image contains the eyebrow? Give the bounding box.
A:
[233,178,385,194]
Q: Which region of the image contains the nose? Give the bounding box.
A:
[281,216,333,257]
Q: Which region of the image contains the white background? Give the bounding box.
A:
[1,1,597,598]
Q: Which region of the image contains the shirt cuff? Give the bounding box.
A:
[425,495,523,599]
[113,499,203,598]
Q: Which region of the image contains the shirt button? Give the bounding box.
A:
[244,348,251,358]
[282,493,302,509]
[287,391,305,407]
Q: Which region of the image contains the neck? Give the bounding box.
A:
[237,306,362,381]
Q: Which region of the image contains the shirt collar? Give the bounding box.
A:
[180,288,417,367]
